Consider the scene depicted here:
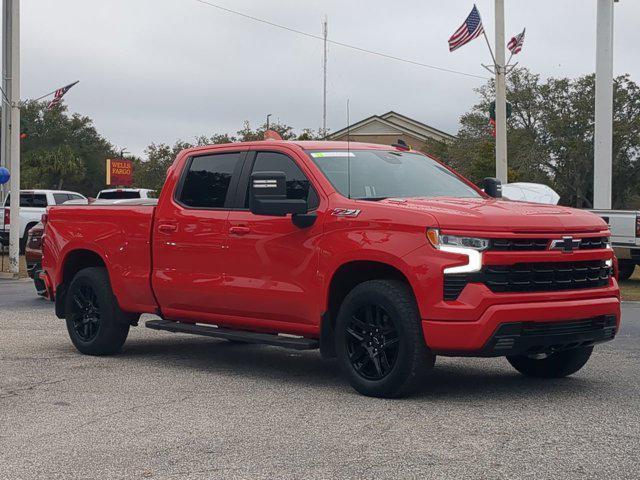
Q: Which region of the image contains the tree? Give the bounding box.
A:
[17,100,116,196]
[426,68,640,208]
[22,145,85,190]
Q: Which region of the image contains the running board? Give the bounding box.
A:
[145,319,319,350]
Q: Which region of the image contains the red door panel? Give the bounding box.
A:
[225,210,323,326]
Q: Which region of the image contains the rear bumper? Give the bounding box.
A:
[423,296,620,355]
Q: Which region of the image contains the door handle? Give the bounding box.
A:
[158,223,177,233]
[229,226,251,235]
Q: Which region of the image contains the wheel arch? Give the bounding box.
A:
[54,248,109,319]
[320,259,416,359]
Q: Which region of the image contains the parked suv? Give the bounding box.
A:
[42,141,620,398]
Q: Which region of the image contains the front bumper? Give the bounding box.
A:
[423,295,620,355]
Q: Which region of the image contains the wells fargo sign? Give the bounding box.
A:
[106,158,133,186]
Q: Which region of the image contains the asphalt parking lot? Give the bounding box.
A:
[1,279,639,479]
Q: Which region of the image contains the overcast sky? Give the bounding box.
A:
[19,0,640,157]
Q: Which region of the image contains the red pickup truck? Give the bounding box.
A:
[41,140,620,398]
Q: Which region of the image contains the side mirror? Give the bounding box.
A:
[249,171,308,216]
[483,177,502,198]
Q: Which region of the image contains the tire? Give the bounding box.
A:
[335,280,435,398]
[64,267,130,355]
[20,223,36,255]
[507,346,593,378]
[618,259,635,281]
[32,262,47,296]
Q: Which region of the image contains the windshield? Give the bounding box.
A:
[308,150,481,200]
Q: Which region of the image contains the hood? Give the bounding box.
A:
[376,197,607,233]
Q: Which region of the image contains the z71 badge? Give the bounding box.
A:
[331,208,361,217]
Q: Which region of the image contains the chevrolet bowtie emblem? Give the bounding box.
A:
[550,236,581,253]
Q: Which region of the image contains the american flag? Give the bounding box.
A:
[448,5,484,52]
[47,81,79,109]
[507,28,526,55]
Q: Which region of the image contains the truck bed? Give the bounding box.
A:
[44,202,158,314]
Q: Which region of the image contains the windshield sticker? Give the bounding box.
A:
[310,152,355,158]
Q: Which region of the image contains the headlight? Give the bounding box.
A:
[427,228,489,251]
[427,228,487,274]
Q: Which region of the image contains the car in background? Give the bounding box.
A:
[96,188,155,200]
[25,221,45,295]
[501,182,560,205]
[0,190,88,253]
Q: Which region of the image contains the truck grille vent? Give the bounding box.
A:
[490,237,608,251]
[443,260,612,300]
[521,316,616,336]
[490,238,549,251]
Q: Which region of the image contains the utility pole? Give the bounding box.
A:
[593,0,615,209]
[322,15,328,139]
[4,0,19,275]
[0,0,11,206]
[494,0,508,183]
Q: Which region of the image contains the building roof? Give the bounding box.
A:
[327,111,455,143]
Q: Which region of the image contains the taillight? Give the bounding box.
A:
[3,208,8,226]
[636,215,640,237]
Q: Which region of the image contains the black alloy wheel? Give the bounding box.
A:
[346,304,400,380]
[335,279,435,398]
[70,283,101,342]
[64,267,130,355]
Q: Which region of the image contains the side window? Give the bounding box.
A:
[179,152,242,208]
[246,152,319,209]
[68,194,84,201]
[20,194,47,207]
[54,193,70,205]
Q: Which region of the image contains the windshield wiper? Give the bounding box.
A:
[355,196,388,201]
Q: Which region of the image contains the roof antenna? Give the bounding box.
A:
[346,98,351,199]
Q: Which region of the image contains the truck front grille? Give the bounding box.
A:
[443,260,612,301]
[490,237,608,251]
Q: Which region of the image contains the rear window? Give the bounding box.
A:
[98,191,141,200]
[54,193,70,205]
[4,193,48,207]
[178,152,243,208]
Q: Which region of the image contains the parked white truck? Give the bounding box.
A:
[591,209,640,280]
[0,189,87,253]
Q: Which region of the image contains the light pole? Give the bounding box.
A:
[266,113,272,130]
[593,0,616,209]
[494,0,508,184]
[3,0,19,276]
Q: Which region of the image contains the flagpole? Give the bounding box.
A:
[481,30,496,66]
[476,5,496,66]
[506,51,514,68]
[494,0,508,184]
[31,80,79,103]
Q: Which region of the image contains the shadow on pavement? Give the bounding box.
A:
[78,334,604,400]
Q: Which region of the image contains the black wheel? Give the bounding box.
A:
[335,280,434,398]
[507,346,593,378]
[618,259,635,281]
[65,267,130,355]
